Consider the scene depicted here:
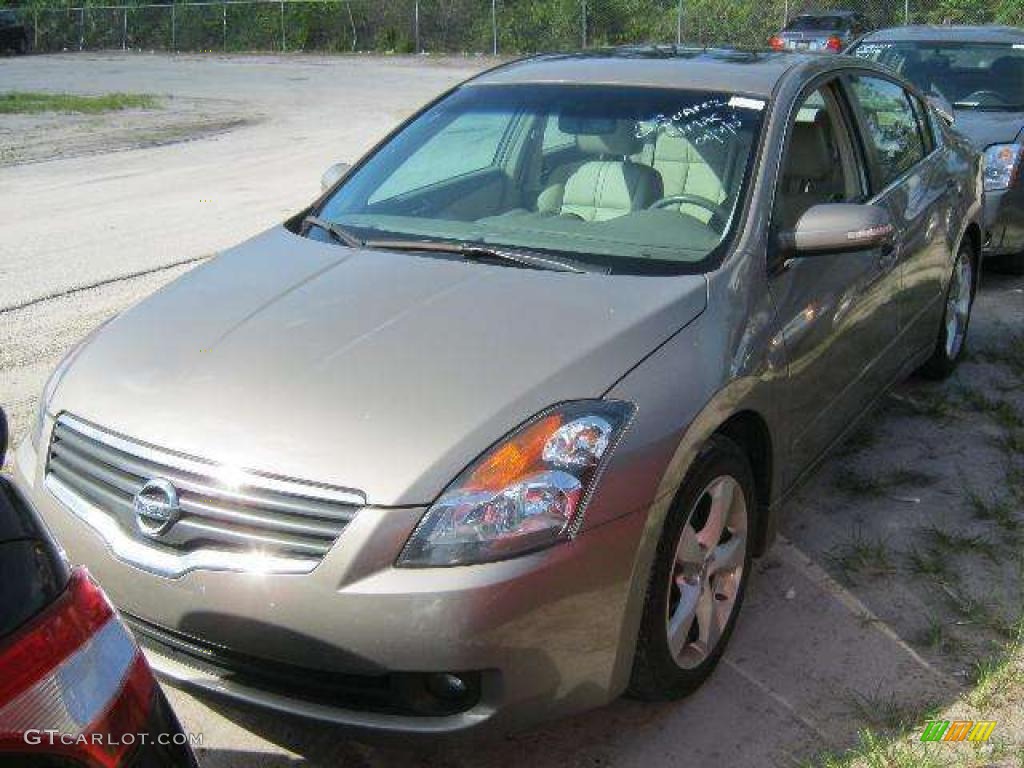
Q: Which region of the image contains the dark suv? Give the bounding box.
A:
[0,10,28,55]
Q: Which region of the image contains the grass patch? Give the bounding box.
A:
[967,488,1020,533]
[969,618,1024,709]
[0,91,160,115]
[957,387,1024,429]
[846,687,937,733]
[1000,428,1024,456]
[977,334,1024,378]
[915,614,968,656]
[833,467,886,497]
[838,422,881,457]
[827,528,895,581]
[907,546,951,579]
[921,525,997,561]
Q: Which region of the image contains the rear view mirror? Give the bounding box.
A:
[320,162,352,192]
[782,203,895,255]
[927,93,955,125]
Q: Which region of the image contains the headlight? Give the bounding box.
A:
[983,143,1024,192]
[30,319,112,451]
[398,400,635,567]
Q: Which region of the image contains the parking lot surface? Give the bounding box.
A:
[2,53,1022,766]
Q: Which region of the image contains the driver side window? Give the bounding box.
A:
[775,85,862,231]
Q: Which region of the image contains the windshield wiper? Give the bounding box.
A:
[302,215,364,248]
[361,238,587,273]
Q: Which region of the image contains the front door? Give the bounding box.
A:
[768,81,902,484]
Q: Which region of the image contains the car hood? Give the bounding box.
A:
[54,226,707,506]
[952,110,1024,150]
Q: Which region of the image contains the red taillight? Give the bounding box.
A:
[769,35,785,51]
[0,569,155,768]
[825,35,843,52]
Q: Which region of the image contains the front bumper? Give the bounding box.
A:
[11,435,647,735]
[983,185,1024,257]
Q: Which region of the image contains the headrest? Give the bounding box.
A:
[992,56,1024,81]
[785,120,832,181]
[569,120,642,157]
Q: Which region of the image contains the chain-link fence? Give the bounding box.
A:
[5,0,1022,55]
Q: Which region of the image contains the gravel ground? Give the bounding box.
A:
[1,52,1022,768]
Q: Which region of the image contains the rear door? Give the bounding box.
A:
[843,73,952,360]
[768,79,901,483]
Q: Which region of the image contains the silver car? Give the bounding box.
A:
[11,48,983,734]
[769,10,871,53]
[849,25,1024,274]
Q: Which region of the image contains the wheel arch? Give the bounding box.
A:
[714,410,775,556]
[963,221,982,291]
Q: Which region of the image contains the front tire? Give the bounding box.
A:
[628,435,755,701]
[918,240,975,380]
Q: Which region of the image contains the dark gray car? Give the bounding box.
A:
[850,25,1024,273]
[770,10,871,53]
[12,48,982,734]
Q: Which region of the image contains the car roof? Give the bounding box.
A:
[860,25,1024,44]
[471,47,813,98]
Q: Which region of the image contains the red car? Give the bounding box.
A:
[0,407,199,768]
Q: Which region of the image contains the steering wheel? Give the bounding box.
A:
[649,194,729,229]
[962,90,1008,107]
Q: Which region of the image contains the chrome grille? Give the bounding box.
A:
[46,414,363,573]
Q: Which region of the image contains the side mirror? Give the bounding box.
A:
[0,406,8,468]
[927,93,955,125]
[320,162,352,192]
[781,203,895,256]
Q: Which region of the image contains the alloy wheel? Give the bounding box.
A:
[665,475,748,670]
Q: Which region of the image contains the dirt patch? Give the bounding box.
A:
[0,95,258,165]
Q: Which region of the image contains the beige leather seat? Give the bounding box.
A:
[538,122,662,221]
[777,118,844,229]
[645,133,729,223]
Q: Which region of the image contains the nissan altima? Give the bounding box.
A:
[11,47,983,734]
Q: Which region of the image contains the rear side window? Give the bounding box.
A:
[847,75,926,189]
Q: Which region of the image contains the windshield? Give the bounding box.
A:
[786,15,848,31]
[850,40,1024,110]
[315,84,765,274]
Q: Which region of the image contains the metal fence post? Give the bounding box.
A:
[79,7,85,50]
[580,0,586,48]
[904,0,910,24]
[222,1,226,51]
[171,3,176,52]
[491,0,497,55]
[33,8,37,50]
[675,0,682,44]
[280,0,286,51]
[414,0,420,53]
[123,7,127,50]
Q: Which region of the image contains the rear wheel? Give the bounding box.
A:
[628,435,755,700]
[918,240,975,380]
